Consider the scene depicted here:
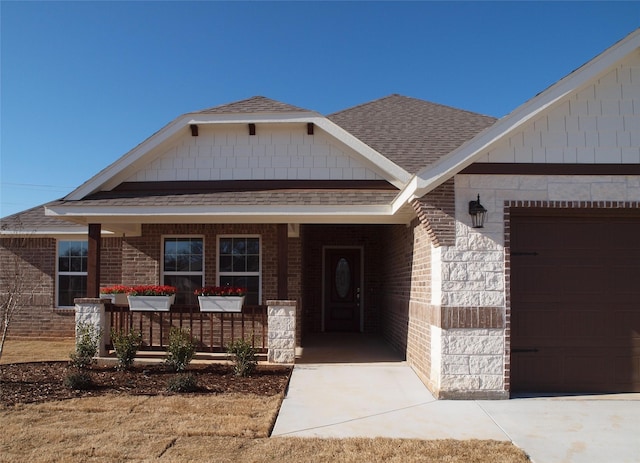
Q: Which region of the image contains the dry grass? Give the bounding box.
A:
[0,338,75,364]
[0,339,531,462]
[0,394,529,463]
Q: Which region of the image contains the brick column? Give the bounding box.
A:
[267,300,296,364]
[74,298,109,357]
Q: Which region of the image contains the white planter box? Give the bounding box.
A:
[198,296,245,313]
[127,294,175,311]
[100,293,128,305]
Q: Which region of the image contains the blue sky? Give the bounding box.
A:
[1,1,638,218]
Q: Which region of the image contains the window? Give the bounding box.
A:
[218,236,260,305]
[57,240,87,307]
[162,237,204,305]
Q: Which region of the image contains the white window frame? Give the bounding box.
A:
[56,240,88,308]
[217,235,262,304]
[161,235,205,301]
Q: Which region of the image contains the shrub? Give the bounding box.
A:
[64,369,93,390]
[70,322,101,369]
[111,329,142,370]
[166,373,198,392]
[226,337,257,377]
[165,327,196,372]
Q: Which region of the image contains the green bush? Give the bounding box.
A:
[226,337,257,377]
[165,327,196,372]
[64,369,93,390]
[111,329,142,370]
[166,373,198,393]
[69,322,101,369]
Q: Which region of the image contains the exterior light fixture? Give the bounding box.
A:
[468,194,487,228]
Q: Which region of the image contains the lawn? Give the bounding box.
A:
[0,339,530,462]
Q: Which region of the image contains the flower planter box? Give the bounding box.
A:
[198,296,245,313]
[100,293,128,305]
[127,295,175,311]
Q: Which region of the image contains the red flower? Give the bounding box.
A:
[194,286,246,297]
[100,285,131,294]
[128,285,177,296]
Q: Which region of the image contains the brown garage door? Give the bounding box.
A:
[510,211,640,393]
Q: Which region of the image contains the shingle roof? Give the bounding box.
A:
[0,202,81,232]
[328,94,497,174]
[50,189,398,208]
[195,96,311,114]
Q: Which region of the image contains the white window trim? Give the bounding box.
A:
[217,235,262,304]
[56,239,88,308]
[161,235,205,287]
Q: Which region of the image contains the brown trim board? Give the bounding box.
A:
[460,163,640,175]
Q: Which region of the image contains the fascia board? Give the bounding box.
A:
[45,205,412,225]
[312,117,412,188]
[66,111,411,200]
[186,111,321,124]
[391,176,419,213]
[0,228,114,238]
[412,28,640,198]
[66,114,193,200]
[46,203,394,217]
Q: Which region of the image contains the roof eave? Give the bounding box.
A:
[404,28,640,200]
[45,203,415,226]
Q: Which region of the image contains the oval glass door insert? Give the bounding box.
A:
[335,258,351,298]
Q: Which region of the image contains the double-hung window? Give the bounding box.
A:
[162,237,204,305]
[57,240,88,307]
[218,236,261,305]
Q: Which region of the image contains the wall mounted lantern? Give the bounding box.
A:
[468,194,487,228]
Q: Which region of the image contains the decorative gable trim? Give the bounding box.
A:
[402,28,640,203]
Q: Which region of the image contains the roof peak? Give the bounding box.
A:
[194,96,313,115]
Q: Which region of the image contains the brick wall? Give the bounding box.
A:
[1,236,125,338]
[0,236,72,337]
[122,223,286,303]
[412,179,456,247]
[380,220,435,386]
[1,225,298,339]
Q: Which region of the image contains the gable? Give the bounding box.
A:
[481,50,640,165]
[402,29,640,205]
[124,123,387,183]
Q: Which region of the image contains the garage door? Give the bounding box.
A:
[510,211,640,393]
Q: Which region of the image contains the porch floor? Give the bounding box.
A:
[296,333,404,364]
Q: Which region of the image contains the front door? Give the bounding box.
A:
[324,248,361,332]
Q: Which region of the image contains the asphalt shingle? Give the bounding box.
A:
[328,94,497,174]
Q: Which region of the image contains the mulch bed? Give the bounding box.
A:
[0,361,291,407]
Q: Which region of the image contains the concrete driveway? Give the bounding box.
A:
[271,334,640,463]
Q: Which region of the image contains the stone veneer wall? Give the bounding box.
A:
[435,173,640,398]
[267,300,296,363]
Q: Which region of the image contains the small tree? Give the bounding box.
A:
[165,327,196,372]
[226,337,257,377]
[111,329,142,370]
[70,322,102,369]
[0,222,43,361]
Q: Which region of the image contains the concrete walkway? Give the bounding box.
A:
[271,334,640,463]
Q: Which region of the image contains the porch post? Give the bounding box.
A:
[277,224,288,299]
[87,223,101,298]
